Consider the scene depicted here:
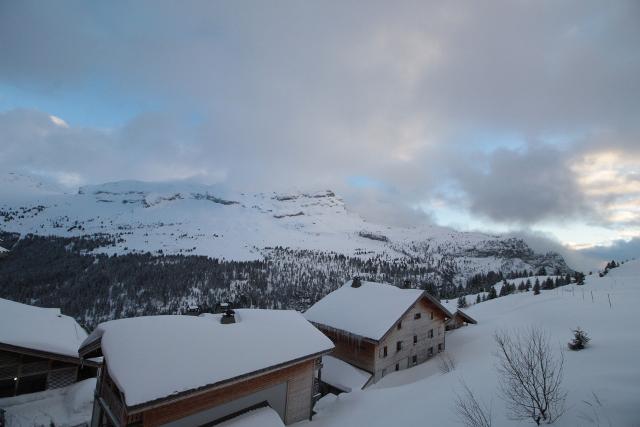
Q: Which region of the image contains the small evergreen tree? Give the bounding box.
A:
[487,286,497,300]
[568,327,590,350]
[457,295,467,309]
[476,294,481,304]
[533,282,541,295]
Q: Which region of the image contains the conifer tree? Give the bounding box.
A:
[457,295,467,309]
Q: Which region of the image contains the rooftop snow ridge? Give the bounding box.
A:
[0,298,88,358]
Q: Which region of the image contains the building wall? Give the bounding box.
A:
[372,298,446,383]
[0,348,88,398]
[135,358,318,427]
[316,328,376,373]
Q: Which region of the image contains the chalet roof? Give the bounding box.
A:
[319,355,371,392]
[79,309,334,408]
[304,280,453,342]
[451,309,478,325]
[0,246,8,252]
[0,298,88,358]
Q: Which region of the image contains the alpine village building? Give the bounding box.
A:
[79,309,334,427]
[445,309,478,331]
[0,298,99,398]
[304,278,454,385]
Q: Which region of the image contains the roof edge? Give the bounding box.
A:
[125,347,333,413]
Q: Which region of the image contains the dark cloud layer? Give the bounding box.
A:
[0,1,639,238]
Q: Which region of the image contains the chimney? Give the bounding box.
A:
[351,276,362,288]
[220,303,236,324]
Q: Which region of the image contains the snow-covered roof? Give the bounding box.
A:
[304,280,449,341]
[80,309,334,408]
[319,355,371,392]
[450,309,477,324]
[0,246,8,253]
[0,298,88,358]
[217,406,284,427]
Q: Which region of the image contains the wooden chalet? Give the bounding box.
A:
[79,309,334,427]
[445,309,478,331]
[304,279,453,385]
[0,298,99,398]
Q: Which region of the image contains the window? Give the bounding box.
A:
[414,313,421,320]
[438,343,444,352]
[430,311,434,320]
[383,346,388,357]
[395,363,399,371]
[412,355,417,364]
[16,374,47,395]
[428,347,434,357]
[428,329,434,338]
[413,335,418,344]
[397,321,402,330]
[396,341,403,351]
[0,378,16,398]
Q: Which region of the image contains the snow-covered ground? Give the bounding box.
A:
[3,261,638,427]
[0,173,567,280]
[0,379,95,427]
[302,259,640,427]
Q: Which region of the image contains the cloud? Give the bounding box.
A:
[0,1,639,239]
[578,237,640,265]
[451,144,590,224]
[0,109,226,188]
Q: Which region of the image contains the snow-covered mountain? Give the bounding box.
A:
[0,173,568,281]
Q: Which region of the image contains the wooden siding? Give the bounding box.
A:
[117,359,317,427]
[316,328,376,373]
[373,298,447,382]
[0,348,85,397]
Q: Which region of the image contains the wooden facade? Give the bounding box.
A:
[88,356,324,427]
[0,343,98,398]
[313,296,450,385]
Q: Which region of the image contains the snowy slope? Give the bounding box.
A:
[301,259,640,427]
[0,173,569,281]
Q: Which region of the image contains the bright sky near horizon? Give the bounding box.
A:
[0,1,638,260]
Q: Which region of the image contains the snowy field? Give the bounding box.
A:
[0,379,95,427]
[303,260,640,427]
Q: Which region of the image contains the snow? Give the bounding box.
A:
[304,280,425,341]
[82,309,334,407]
[0,174,564,281]
[297,259,640,427]
[216,407,285,427]
[0,298,88,358]
[0,246,7,253]
[319,356,371,392]
[0,378,95,427]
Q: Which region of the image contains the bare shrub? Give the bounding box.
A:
[494,327,566,425]
[438,352,457,374]
[454,380,492,427]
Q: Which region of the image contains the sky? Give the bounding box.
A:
[0,1,639,262]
